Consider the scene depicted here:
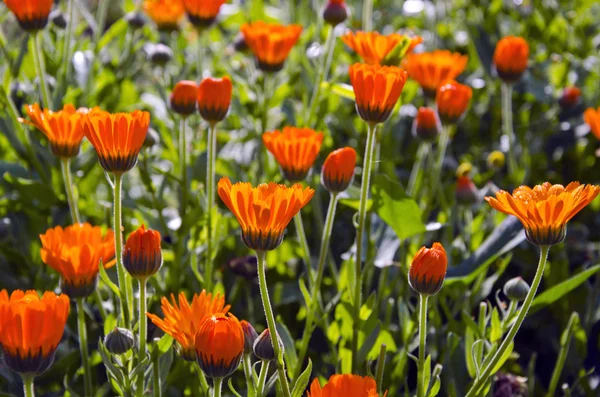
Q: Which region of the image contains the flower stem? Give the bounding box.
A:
[501,83,518,177]
[77,298,92,396]
[136,279,147,397]
[294,193,338,380]
[61,158,80,224]
[196,361,210,395]
[243,354,256,397]
[407,142,427,197]
[58,0,75,99]
[256,251,292,397]
[294,212,312,285]
[212,377,223,397]
[362,0,373,31]
[417,294,429,397]
[152,349,161,397]
[434,124,451,181]
[256,360,269,397]
[257,75,269,183]
[113,174,131,328]
[205,122,217,292]
[306,25,336,128]
[32,31,51,109]
[465,245,550,397]
[546,312,578,397]
[22,375,35,397]
[179,117,188,214]
[351,123,378,373]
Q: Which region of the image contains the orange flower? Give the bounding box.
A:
[143,0,185,31]
[455,176,479,205]
[0,290,69,375]
[436,80,472,123]
[323,0,348,26]
[170,80,198,116]
[408,242,447,296]
[262,127,324,182]
[195,313,244,378]
[559,87,581,110]
[485,182,600,246]
[40,223,115,298]
[240,21,303,72]
[493,36,529,83]
[321,147,357,193]
[197,76,233,124]
[182,0,226,27]
[307,374,386,397]
[341,31,423,65]
[147,291,230,361]
[584,107,600,140]
[123,225,162,280]
[83,109,150,174]
[412,107,440,141]
[3,0,53,32]
[217,177,315,251]
[349,63,408,124]
[21,103,85,158]
[405,50,468,97]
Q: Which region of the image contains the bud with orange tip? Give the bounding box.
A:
[321,147,357,194]
[182,0,226,28]
[195,313,245,378]
[123,225,162,280]
[3,0,53,32]
[408,243,447,296]
[436,80,472,124]
[412,107,441,141]
[323,0,348,26]
[455,176,479,205]
[559,87,581,110]
[170,81,198,116]
[493,36,529,83]
[197,76,233,125]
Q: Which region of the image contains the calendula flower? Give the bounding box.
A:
[147,291,230,361]
[412,107,441,141]
[323,0,347,26]
[307,374,386,397]
[321,147,357,193]
[584,107,600,140]
[143,0,185,31]
[405,50,468,97]
[341,31,423,65]
[263,127,324,182]
[21,103,85,158]
[3,0,53,32]
[40,223,115,298]
[182,0,226,27]
[197,76,233,124]
[485,182,600,246]
[349,63,408,124]
[218,177,315,252]
[0,290,69,375]
[195,313,244,378]
[83,109,150,174]
[436,80,472,124]
[559,87,581,110]
[408,242,447,296]
[170,80,198,116]
[493,36,529,83]
[240,21,303,72]
[123,225,162,280]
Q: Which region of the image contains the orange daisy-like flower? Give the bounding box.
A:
[323,0,348,26]
[240,21,303,72]
[584,107,600,141]
[3,0,53,32]
[170,80,198,116]
[21,103,85,158]
[321,147,357,193]
[307,374,386,397]
[218,177,315,252]
[83,109,150,174]
[412,107,440,141]
[147,290,230,361]
[197,76,233,124]
[493,36,529,83]
[123,225,162,280]
[0,290,69,375]
[40,223,115,298]
[349,63,408,125]
[405,50,468,97]
[341,31,423,65]
[182,0,226,28]
[143,0,185,31]
[194,313,244,378]
[436,80,472,124]
[486,182,600,246]
[408,242,447,296]
[262,127,324,182]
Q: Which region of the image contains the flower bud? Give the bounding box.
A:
[455,162,473,178]
[253,328,283,362]
[170,80,198,116]
[123,225,162,280]
[125,11,146,29]
[148,43,173,66]
[240,320,258,355]
[195,314,244,378]
[225,256,259,280]
[503,277,530,302]
[321,147,357,194]
[408,243,447,296]
[233,33,249,53]
[197,76,233,124]
[493,36,529,83]
[323,0,348,26]
[487,151,505,170]
[558,86,581,110]
[49,9,67,29]
[455,176,479,205]
[143,127,160,149]
[412,107,441,141]
[436,80,472,124]
[104,327,135,355]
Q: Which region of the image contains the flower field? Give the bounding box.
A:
[1,0,600,396]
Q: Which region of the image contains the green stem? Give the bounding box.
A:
[179,117,188,213]
[58,0,75,100]
[257,75,269,183]
[152,349,161,397]
[136,279,147,397]
[22,375,35,397]
[294,212,312,285]
[113,174,131,328]
[417,295,429,397]
[61,158,80,223]
[501,83,518,177]
[196,34,205,82]
[306,25,335,128]
[375,344,387,394]
[196,361,210,396]
[256,251,292,397]
[77,298,92,396]
[434,124,451,181]
[205,122,217,292]
[407,143,427,197]
[256,360,270,397]
[294,193,338,380]
[546,312,578,397]
[94,289,107,320]
[351,123,378,372]
[243,354,256,397]
[212,377,223,397]
[465,245,550,397]
[362,0,373,31]
[32,32,51,109]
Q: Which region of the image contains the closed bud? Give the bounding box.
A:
[170,80,198,116]
[493,36,529,83]
[148,43,173,66]
[408,243,447,296]
[197,76,233,124]
[195,314,244,378]
[253,328,283,362]
[49,9,67,29]
[436,80,472,124]
[104,327,135,355]
[412,107,441,141]
[503,277,529,302]
[125,12,146,29]
[226,256,259,281]
[321,147,357,193]
[323,0,347,26]
[123,225,162,280]
[143,127,160,148]
[456,176,479,205]
[558,86,581,110]
[240,320,258,355]
[233,33,249,53]
[487,151,505,170]
[455,162,473,178]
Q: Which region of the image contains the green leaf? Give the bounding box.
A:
[103,314,117,337]
[530,265,600,315]
[490,309,502,343]
[156,333,173,355]
[228,378,244,397]
[339,198,373,212]
[491,342,514,373]
[291,359,312,397]
[299,278,311,308]
[423,355,431,393]
[276,322,298,374]
[465,325,477,378]
[357,323,380,367]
